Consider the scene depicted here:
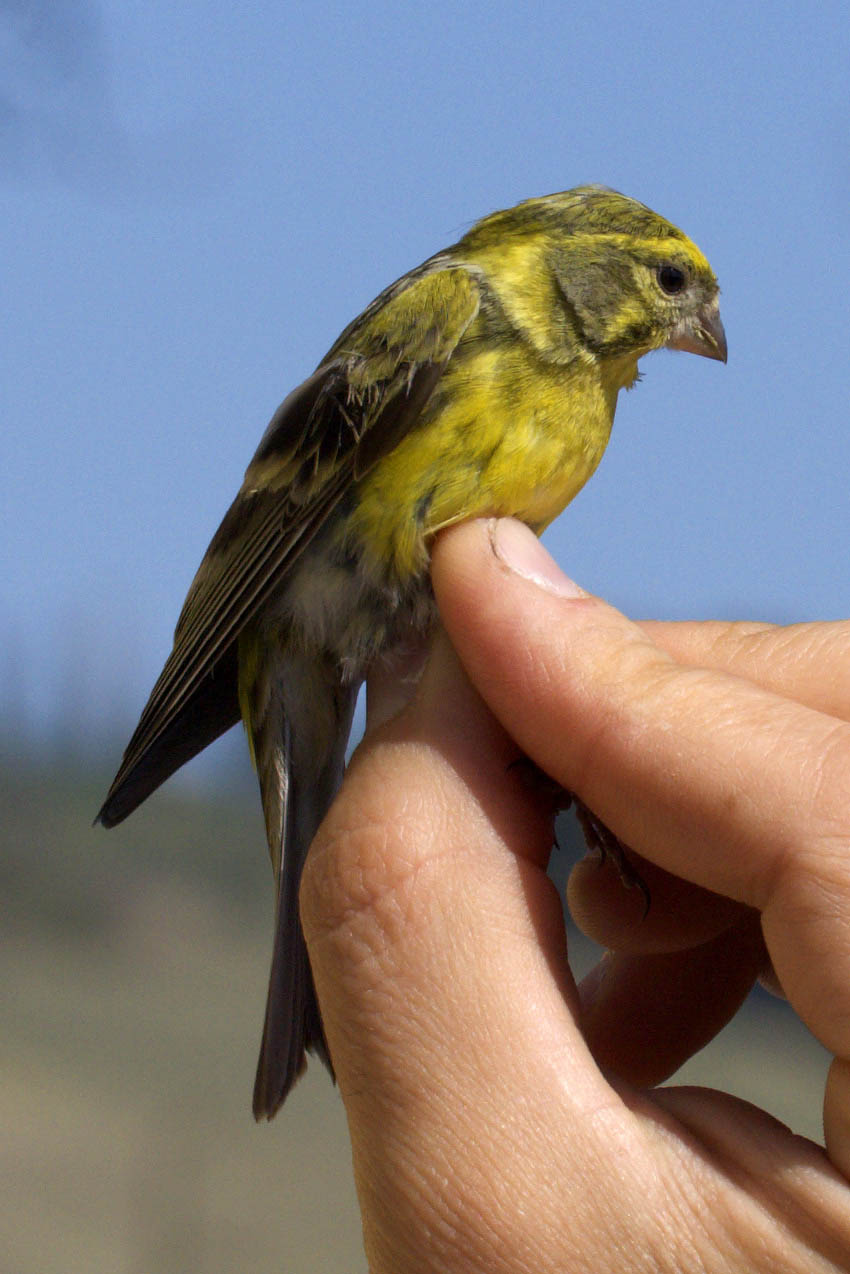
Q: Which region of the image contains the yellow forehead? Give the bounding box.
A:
[578,231,714,279]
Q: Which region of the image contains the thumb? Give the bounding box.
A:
[431,518,732,897]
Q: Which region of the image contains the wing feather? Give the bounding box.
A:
[98,266,480,822]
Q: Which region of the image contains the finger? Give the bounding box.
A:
[641,619,850,721]
[825,1058,850,1179]
[757,954,787,999]
[579,913,765,1086]
[568,849,749,953]
[301,634,610,1171]
[431,519,850,1068]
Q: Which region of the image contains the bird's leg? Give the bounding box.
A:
[571,797,650,915]
[509,757,650,914]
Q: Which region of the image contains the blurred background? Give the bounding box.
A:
[2,1,847,1269]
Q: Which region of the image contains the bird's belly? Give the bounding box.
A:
[261,519,437,681]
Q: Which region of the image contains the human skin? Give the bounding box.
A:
[300,517,850,1273]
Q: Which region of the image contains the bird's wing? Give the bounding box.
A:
[97,264,481,824]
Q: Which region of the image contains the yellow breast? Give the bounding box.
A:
[348,341,622,580]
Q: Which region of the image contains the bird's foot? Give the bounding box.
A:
[508,757,650,915]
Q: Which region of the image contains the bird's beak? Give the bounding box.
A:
[667,302,727,363]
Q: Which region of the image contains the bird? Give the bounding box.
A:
[98,185,726,1120]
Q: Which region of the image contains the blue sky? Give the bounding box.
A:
[3,0,849,772]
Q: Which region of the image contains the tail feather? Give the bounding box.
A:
[246,648,357,1120]
[252,877,325,1117]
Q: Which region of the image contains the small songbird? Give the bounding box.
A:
[98,186,726,1119]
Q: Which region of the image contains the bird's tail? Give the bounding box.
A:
[242,641,357,1120]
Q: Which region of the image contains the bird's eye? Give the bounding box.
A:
[656,264,687,295]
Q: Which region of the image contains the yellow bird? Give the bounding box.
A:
[99,186,726,1119]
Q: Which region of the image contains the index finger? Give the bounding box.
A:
[641,618,850,721]
[430,519,850,1068]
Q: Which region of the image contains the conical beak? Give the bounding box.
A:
[667,303,727,363]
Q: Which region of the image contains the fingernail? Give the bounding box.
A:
[488,518,586,597]
[365,639,429,731]
[578,952,613,1009]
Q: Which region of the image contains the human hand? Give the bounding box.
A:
[300,517,850,1273]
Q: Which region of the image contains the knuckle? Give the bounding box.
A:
[760,723,850,914]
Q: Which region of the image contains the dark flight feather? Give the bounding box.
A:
[97,268,481,828]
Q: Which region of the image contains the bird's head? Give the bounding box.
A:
[464,186,726,372]
[545,186,726,366]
